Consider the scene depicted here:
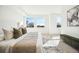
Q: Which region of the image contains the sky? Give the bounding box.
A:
[26,16,45,25]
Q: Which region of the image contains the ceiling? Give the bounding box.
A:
[18,5,63,15]
[0,5,74,15]
[7,5,64,15]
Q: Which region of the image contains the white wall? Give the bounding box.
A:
[61,5,79,38]
[0,6,24,27]
[49,14,63,34]
[0,5,63,34]
[0,6,50,34]
[0,5,79,38]
[0,6,24,34]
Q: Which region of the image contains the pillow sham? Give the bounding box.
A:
[13,28,22,39]
[2,28,13,40]
[22,27,27,34]
[0,34,4,41]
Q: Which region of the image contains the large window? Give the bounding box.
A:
[26,16,45,28]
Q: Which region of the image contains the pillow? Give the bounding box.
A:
[13,28,22,39]
[2,28,13,40]
[22,27,27,34]
[0,34,4,41]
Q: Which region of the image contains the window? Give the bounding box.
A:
[26,16,45,28]
[26,16,34,27]
[56,16,62,28]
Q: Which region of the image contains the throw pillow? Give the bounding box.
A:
[13,28,22,39]
[2,28,13,40]
[22,27,27,34]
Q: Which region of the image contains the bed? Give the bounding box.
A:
[0,32,43,53]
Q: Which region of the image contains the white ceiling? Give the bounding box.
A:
[8,5,64,15]
[19,5,63,15]
[0,5,74,15]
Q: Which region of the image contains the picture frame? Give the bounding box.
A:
[67,5,79,26]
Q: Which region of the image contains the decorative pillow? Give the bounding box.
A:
[0,34,4,41]
[13,28,22,39]
[2,28,13,40]
[22,27,27,34]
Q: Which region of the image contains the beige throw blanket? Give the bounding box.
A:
[11,32,38,53]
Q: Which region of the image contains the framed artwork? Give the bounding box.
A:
[67,5,79,26]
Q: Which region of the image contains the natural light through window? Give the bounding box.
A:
[26,16,45,28]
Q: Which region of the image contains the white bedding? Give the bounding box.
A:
[0,39,15,53]
[36,32,43,53]
[0,33,27,53]
[0,32,43,53]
